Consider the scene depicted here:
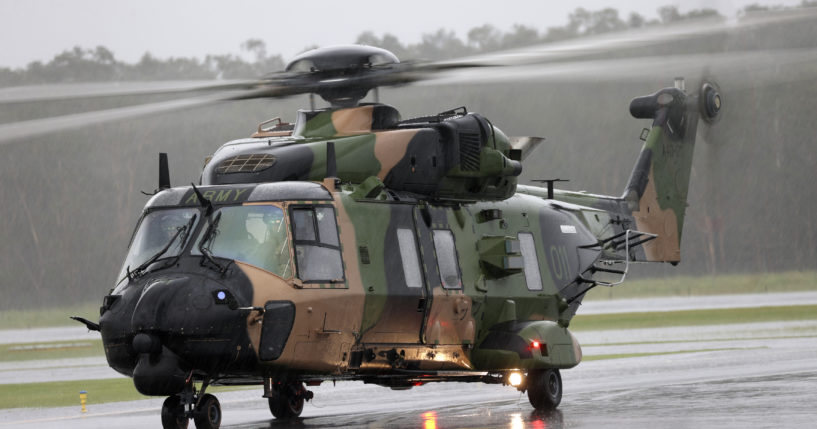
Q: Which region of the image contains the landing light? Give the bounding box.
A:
[509,371,523,387]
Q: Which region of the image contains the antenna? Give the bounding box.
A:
[324,142,340,191]
[326,141,338,179]
[532,178,569,199]
[159,153,171,190]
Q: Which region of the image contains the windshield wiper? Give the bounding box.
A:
[162,213,199,269]
[127,214,197,280]
[198,211,229,274]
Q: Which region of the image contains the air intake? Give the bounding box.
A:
[459,132,481,171]
[216,154,276,174]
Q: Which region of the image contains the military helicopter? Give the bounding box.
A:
[66,44,722,429]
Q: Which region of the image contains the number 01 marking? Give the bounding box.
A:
[549,245,570,280]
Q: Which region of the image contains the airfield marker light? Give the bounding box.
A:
[79,390,87,413]
[509,371,523,387]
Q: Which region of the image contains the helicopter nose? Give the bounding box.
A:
[128,274,251,395]
[130,275,242,335]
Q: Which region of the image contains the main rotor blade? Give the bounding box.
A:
[2,8,815,145]
[0,91,242,145]
[3,48,815,145]
[0,80,256,105]
[421,48,817,90]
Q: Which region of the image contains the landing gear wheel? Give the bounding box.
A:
[193,393,221,429]
[161,395,189,429]
[268,393,304,420]
[527,369,562,411]
[268,383,306,420]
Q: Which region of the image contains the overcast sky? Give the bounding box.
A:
[0,0,804,68]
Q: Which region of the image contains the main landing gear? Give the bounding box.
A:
[161,378,222,429]
[526,369,562,411]
[265,380,313,420]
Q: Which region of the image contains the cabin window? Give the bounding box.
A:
[290,206,344,283]
[432,229,461,289]
[518,232,543,291]
[397,228,423,288]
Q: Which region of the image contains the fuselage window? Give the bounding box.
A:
[397,228,423,288]
[290,206,344,283]
[518,232,543,291]
[432,229,462,289]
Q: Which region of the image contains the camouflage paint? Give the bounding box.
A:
[99,82,708,397]
[202,107,520,201]
[373,129,419,180]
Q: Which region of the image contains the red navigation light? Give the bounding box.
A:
[531,340,540,349]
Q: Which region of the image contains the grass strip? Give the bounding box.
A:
[0,303,100,330]
[0,378,253,410]
[584,270,817,300]
[0,339,104,362]
[570,304,817,331]
[582,334,817,347]
[582,347,762,361]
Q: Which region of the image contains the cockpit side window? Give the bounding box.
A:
[292,209,317,241]
[192,205,292,278]
[290,205,345,283]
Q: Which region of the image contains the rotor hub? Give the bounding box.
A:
[284,45,403,107]
[700,82,722,123]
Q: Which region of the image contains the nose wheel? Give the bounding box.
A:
[193,394,222,429]
[161,395,189,429]
[161,378,222,429]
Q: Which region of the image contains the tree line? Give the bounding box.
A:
[4,3,814,87]
[0,40,285,87]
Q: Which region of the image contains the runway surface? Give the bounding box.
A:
[2,293,816,428]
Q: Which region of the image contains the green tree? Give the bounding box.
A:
[416,29,473,60]
[628,12,646,28]
[501,24,540,50]
[467,24,502,52]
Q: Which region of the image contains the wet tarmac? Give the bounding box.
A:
[2,317,815,428]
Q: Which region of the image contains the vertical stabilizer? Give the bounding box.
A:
[623,83,707,262]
